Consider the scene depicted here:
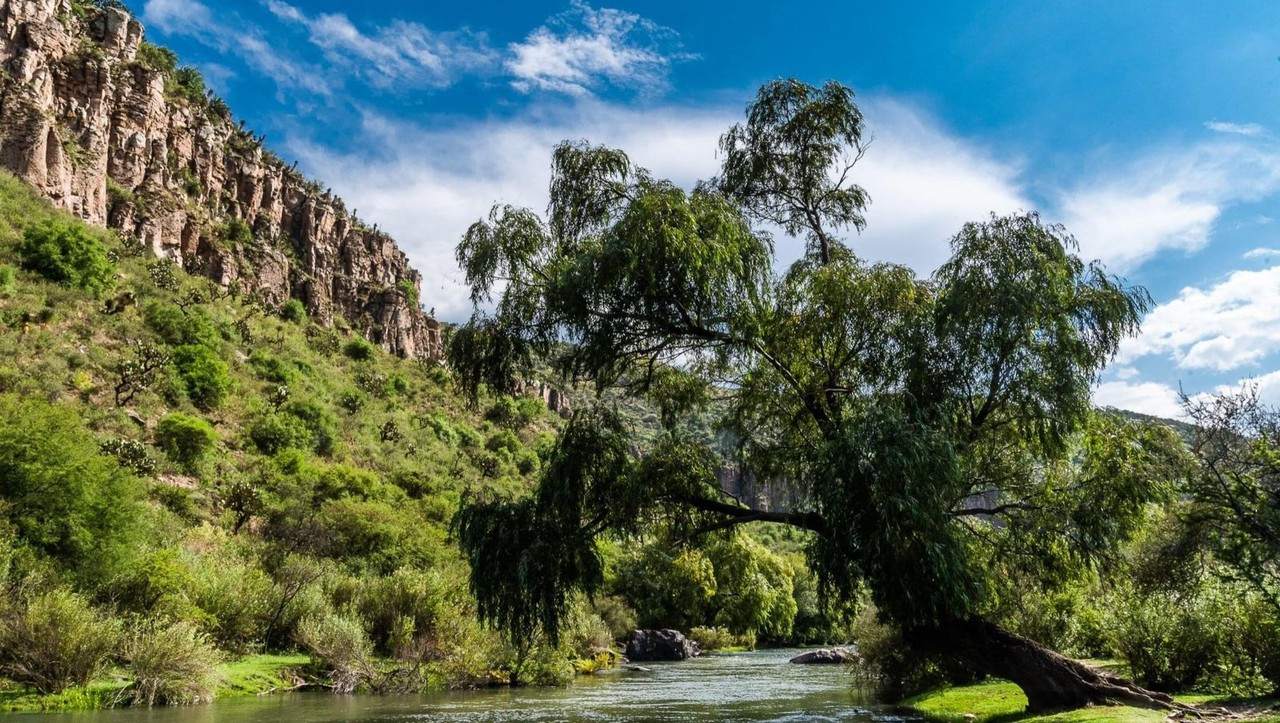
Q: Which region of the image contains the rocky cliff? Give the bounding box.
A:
[0,0,441,359]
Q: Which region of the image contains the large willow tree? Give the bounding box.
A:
[449,79,1186,711]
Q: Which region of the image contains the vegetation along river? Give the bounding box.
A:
[12,650,920,723]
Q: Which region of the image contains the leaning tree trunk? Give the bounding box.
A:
[907,617,1194,714]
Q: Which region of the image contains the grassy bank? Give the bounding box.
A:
[0,653,310,712]
[904,680,1280,723]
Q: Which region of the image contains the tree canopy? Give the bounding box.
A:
[449,79,1182,711]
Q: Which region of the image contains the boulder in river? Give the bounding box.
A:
[625,629,700,661]
[789,648,857,664]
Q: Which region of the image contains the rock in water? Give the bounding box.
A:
[789,648,857,664]
[624,629,700,661]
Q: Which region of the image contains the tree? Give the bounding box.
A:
[1182,388,1280,613]
[449,79,1182,711]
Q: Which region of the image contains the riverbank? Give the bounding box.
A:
[0,654,310,713]
[905,680,1280,723]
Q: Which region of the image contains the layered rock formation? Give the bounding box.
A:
[0,0,441,358]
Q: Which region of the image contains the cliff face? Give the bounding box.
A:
[0,0,441,359]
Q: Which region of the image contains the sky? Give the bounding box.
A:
[138,0,1280,418]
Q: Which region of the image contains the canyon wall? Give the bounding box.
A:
[0,0,441,358]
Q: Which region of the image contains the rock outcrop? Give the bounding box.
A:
[0,0,441,359]
[789,648,857,665]
[624,629,699,662]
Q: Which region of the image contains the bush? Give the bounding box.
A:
[155,413,218,474]
[17,219,114,293]
[248,412,313,455]
[280,298,307,323]
[1104,584,1219,692]
[0,264,15,296]
[122,620,221,706]
[248,350,296,385]
[296,612,377,694]
[0,588,120,694]
[0,395,141,584]
[281,400,336,456]
[185,528,274,653]
[172,345,231,409]
[688,626,740,652]
[143,302,220,348]
[343,338,377,361]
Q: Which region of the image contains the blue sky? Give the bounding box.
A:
[139,0,1280,418]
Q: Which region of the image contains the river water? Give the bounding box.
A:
[15,649,920,723]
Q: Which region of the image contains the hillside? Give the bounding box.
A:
[0,0,438,358]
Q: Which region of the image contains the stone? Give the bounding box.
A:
[0,0,441,360]
[789,648,857,664]
[624,629,699,662]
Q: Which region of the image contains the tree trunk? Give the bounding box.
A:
[906,617,1192,714]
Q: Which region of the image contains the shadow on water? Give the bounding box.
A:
[15,649,922,723]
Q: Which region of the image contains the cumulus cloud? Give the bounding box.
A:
[506,2,691,96]
[1244,247,1280,260]
[264,0,497,89]
[1118,265,1280,372]
[278,95,1031,321]
[1093,381,1186,418]
[1206,121,1267,137]
[1055,142,1280,273]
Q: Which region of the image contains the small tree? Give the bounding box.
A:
[155,413,218,474]
[18,219,114,293]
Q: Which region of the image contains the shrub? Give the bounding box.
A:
[248,350,296,385]
[155,413,218,474]
[296,612,377,694]
[143,301,220,348]
[172,345,231,409]
[248,413,313,455]
[185,528,274,653]
[122,620,221,706]
[17,219,114,293]
[0,588,120,694]
[136,41,177,73]
[216,218,252,247]
[0,394,141,584]
[0,264,14,295]
[688,626,740,652]
[1104,584,1219,692]
[343,338,377,361]
[99,437,158,476]
[281,400,337,456]
[280,298,307,323]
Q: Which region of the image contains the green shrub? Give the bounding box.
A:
[248,413,312,455]
[18,219,114,293]
[688,625,740,652]
[280,298,307,323]
[296,612,377,694]
[143,301,220,348]
[136,41,177,73]
[1104,584,1219,692]
[216,218,252,247]
[172,345,231,409]
[0,394,141,584]
[281,400,336,456]
[0,264,15,296]
[343,338,377,361]
[155,413,218,474]
[0,588,120,694]
[122,619,221,706]
[185,528,274,653]
[248,350,296,384]
[357,568,451,656]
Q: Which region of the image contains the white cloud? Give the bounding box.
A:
[1056,142,1280,273]
[1206,121,1267,137]
[506,2,690,96]
[283,96,1030,321]
[1244,247,1280,260]
[142,0,328,95]
[1094,381,1185,418]
[1118,265,1280,372]
[264,1,497,89]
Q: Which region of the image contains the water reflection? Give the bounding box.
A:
[16,649,920,722]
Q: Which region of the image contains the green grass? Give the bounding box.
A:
[905,679,1280,723]
[0,654,313,712]
[218,653,312,697]
[0,679,128,712]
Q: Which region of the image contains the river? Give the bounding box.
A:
[13,649,921,722]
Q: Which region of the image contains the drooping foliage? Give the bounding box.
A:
[448,79,1170,702]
